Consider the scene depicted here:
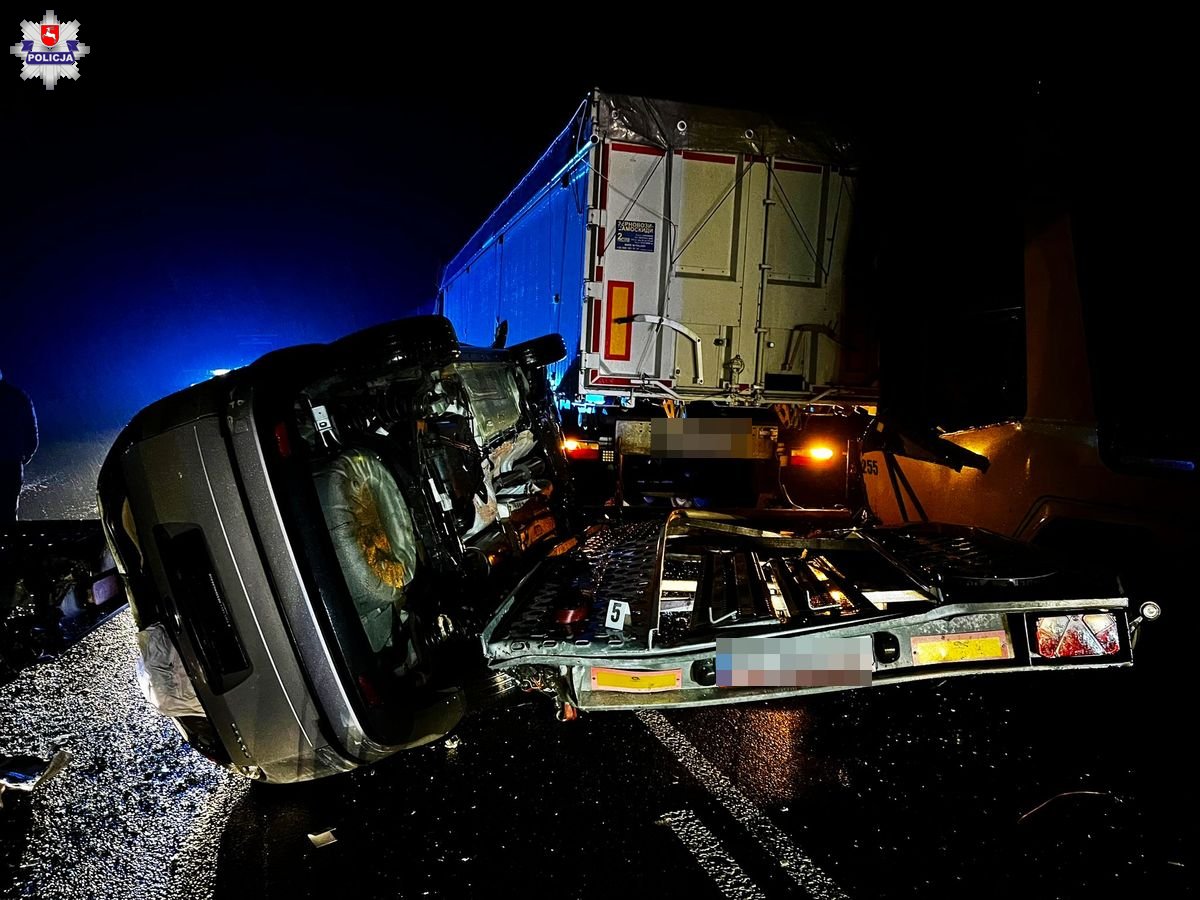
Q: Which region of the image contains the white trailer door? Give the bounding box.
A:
[587,141,677,393]
[666,149,750,396]
[585,141,851,400]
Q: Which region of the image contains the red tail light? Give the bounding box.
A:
[273,421,292,458]
[1035,613,1121,658]
[563,438,601,461]
[357,674,383,707]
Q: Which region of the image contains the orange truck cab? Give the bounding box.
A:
[860,115,1197,614]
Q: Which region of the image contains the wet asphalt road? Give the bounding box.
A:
[1,611,1193,899]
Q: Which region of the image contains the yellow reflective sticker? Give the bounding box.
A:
[911,630,1013,666]
[590,668,682,693]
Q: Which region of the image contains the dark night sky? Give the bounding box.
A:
[2,18,617,438]
[2,15,1154,443]
[7,17,869,439]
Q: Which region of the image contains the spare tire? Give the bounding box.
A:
[509,333,567,369]
[314,449,419,653]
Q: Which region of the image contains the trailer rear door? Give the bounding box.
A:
[586,141,677,394]
[586,139,850,401]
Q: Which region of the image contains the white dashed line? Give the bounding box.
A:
[659,808,768,899]
[639,710,849,900]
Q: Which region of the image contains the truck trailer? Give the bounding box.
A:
[439,90,878,508]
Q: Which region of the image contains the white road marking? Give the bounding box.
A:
[639,710,850,900]
[659,808,767,899]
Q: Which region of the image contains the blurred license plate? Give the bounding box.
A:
[650,418,765,459]
[911,629,1013,666]
[716,636,872,687]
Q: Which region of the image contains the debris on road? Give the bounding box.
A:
[0,749,70,807]
[1017,790,1116,823]
[307,830,338,848]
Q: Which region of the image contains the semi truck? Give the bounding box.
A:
[438,90,878,508]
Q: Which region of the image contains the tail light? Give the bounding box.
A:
[1035,613,1121,658]
[563,438,601,461]
[357,674,383,707]
[273,421,292,458]
[784,444,838,466]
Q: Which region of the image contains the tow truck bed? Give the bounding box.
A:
[482,512,1136,712]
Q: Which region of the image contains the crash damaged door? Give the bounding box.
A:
[481,511,1134,714]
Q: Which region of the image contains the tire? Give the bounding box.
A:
[509,333,567,369]
[333,315,459,368]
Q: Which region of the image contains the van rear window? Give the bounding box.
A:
[154,525,252,693]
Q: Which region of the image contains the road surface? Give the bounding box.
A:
[1,611,1191,899]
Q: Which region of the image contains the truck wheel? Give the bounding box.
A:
[509,334,566,369]
[334,315,460,368]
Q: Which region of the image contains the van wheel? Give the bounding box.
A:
[510,334,567,369]
[334,315,460,368]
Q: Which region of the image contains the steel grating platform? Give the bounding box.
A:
[484,519,664,660]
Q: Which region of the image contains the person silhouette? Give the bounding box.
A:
[0,368,39,523]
